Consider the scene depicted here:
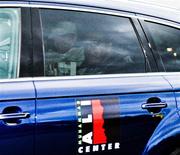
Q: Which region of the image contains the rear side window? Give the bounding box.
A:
[0,8,21,79]
[40,9,145,76]
[144,21,180,72]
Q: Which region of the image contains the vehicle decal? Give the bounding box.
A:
[77,98,120,154]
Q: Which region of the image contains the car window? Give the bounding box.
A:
[144,21,180,72]
[40,9,145,76]
[0,8,21,79]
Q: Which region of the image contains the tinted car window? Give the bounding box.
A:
[0,8,21,79]
[145,21,180,72]
[40,9,145,76]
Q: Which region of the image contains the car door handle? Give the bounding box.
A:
[0,112,30,120]
[142,102,167,109]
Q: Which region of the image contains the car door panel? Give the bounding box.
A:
[0,81,35,100]
[36,98,77,155]
[163,74,180,110]
[34,75,171,98]
[0,80,35,155]
[34,75,175,155]
[136,16,180,154]
[119,92,175,155]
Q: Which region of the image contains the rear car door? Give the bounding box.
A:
[0,6,35,155]
[31,4,176,155]
[139,16,180,154]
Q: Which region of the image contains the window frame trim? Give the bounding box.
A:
[17,8,22,78]
[29,2,179,75]
[0,72,180,83]
[139,17,180,72]
[136,13,180,73]
[31,8,44,77]
[19,7,33,78]
[136,14,180,30]
[131,18,156,72]
[139,19,166,72]
[33,4,150,77]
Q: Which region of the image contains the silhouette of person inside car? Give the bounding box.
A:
[45,21,85,76]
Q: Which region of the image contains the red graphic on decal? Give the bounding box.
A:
[92,100,107,144]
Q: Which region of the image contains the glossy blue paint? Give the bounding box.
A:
[35,98,77,155]
[34,75,172,98]
[136,74,180,154]
[34,75,176,155]
[0,100,35,155]
[36,98,76,123]
[163,74,180,110]
[0,81,35,100]
[143,109,180,155]
[119,92,176,155]
[163,75,180,91]
[0,80,35,155]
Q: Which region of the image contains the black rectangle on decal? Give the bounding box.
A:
[101,98,121,143]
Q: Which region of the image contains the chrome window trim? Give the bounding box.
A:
[0,3,136,18]
[0,3,178,28]
[136,14,180,30]
[17,8,22,78]
[0,72,179,83]
[28,4,180,30]
[28,3,136,18]
[0,3,179,28]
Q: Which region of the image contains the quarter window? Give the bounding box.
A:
[0,8,21,79]
[144,21,180,72]
[40,9,145,76]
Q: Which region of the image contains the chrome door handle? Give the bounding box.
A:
[142,102,167,109]
[0,112,30,120]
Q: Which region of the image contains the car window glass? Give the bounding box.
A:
[40,9,145,76]
[145,21,180,72]
[0,8,20,79]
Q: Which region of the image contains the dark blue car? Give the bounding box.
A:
[0,0,180,155]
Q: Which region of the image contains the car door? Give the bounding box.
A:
[34,76,176,155]
[0,6,35,155]
[31,4,176,155]
[0,80,35,155]
[138,16,180,154]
